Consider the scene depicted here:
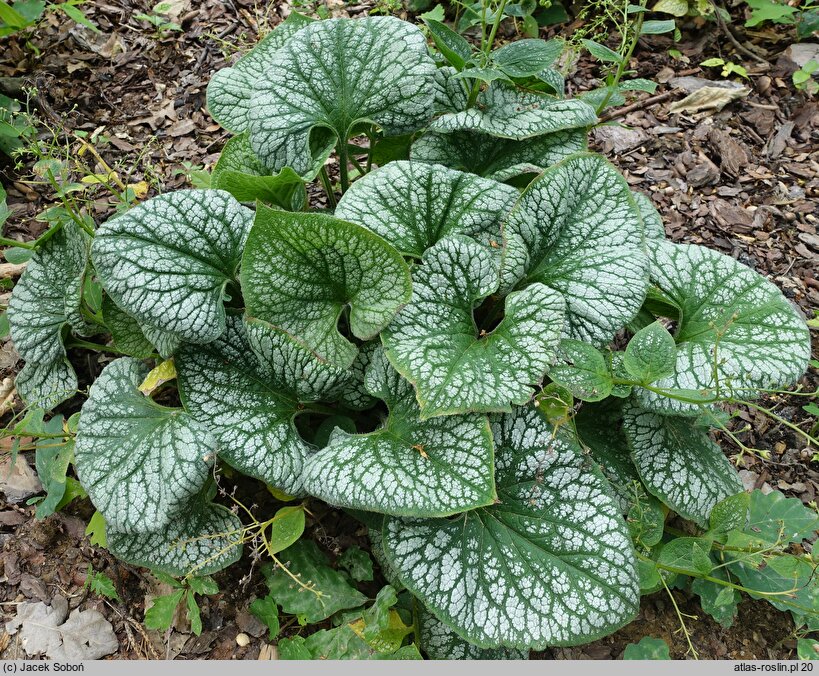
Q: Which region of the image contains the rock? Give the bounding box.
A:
[0,455,42,504]
[668,76,747,93]
[686,153,721,187]
[6,597,119,660]
[594,125,648,154]
[236,632,250,647]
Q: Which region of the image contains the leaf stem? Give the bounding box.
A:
[0,237,35,250]
[338,143,350,194]
[318,167,337,209]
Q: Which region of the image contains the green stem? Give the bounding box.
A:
[594,3,645,115]
[642,554,819,615]
[484,0,510,57]
[318,167,337,209]
[338,143,350,194]
[0,237,35,250]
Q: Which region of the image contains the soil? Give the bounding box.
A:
[0,0,816,661]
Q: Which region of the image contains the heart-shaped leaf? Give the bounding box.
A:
[430,83,597,140]
[301,348,496,516]
[8,222,90,408]
[335,161,518,258]
[211,133,307,209]
[108,494,244,576]
[177,316,349,495]
[75,358,216,533]
[623,321,677,384]
[634,240,811,415]
[622,402,743,527]
[206,12,314,133]
[92,190,253,346]
[241,205,412,367]
[433,66,469,114]
[549,339,614,402]
[410,128,587,181]
[383,406,638,649]
[501,153,649,344]
[248,17,437,175]
[382,236,565,418]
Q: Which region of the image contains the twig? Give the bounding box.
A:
[712,2,770,66]
[599,88,682,122]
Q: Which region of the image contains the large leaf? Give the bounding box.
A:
[382,236,565,418]
[335,161,518,258]
[622,402,742,527]
[177,316,348,495]
[744,489,819,546]
[429,83,597,140]
[206,12,314,133]
[107,494,243,576]
[301,348,496,516]
[500,153,649,344]
[211,133,307,209]
[8,222,89,408]
[92,190,253,346]
[248,17,436,175]
[262,540,367,623]
[419,609,528,660]
[634,240,811,415]
[75,358,216,533]
[383,406,638,649]
[241,205,412,367]
[410,128,587,182]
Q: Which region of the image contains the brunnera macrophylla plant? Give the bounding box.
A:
[6,12,812,657]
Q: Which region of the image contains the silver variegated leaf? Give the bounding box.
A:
[248,17,437,175]
[177,316,349,495]
[211,133,307,208]
[634,240,811,415]
[500,153,649,345]
[75,358,216,533]
[301,348,496,516]
[92,190,253,346]
[632,191,665,240]
[623,402,743,527]
[433,66,469,114]
[8,222,89,408]
[206,12,314,133]
[410,128,587,182]
[383,406,639,649]
[336,340,379,411]
[241,205,412,368]
[419,609,528,660]
[429,83,597,140]
[108,496,243,576]
[382,236,565,419]
[335,161,518,258]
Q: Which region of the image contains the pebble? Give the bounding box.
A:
[236,633,250,647]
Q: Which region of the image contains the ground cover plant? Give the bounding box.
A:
[2,1,818,660]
